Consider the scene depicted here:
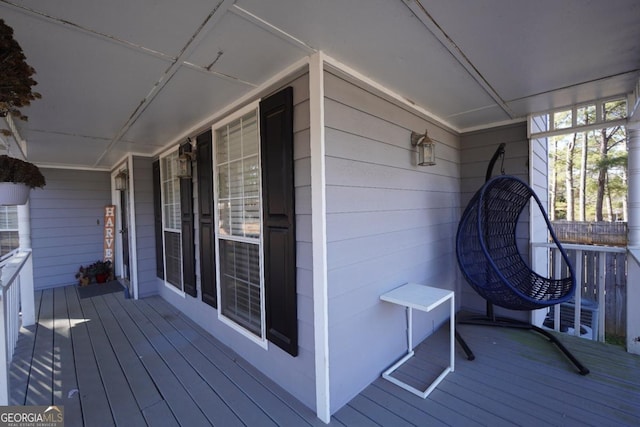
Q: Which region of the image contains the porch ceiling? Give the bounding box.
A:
[1,0,639,169]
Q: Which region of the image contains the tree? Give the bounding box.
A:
[547,102,627,223]
[594,106,626,221]
[0,18,40,130]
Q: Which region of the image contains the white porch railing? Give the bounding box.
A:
[531,242,626,343]
[0,249,35,405]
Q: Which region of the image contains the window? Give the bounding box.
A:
[149,87,297,354]
[161,151,183,290]
[0,206,19,256]
[214,105,264,339]
[529,97,627,138]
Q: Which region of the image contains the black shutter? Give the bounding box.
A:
[197,130,217,308]
[260,87,298,356]
[180,143,197,297]
[152,160,164,279]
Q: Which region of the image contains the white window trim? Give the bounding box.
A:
[528,96,628,139]
[159,149,186,297]
[212,100,268,349]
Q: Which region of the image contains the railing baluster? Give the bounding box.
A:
[0,286,9,405]
[0,250,34,405]
[574,251,582,337]
[598,254,606,342]
[553,247,562,332]
[531,242,625,343]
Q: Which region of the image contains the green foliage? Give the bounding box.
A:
[0,18,41,121]
[549,126,627,221]
[76,260,113,284]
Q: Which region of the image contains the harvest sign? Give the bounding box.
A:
[104,205,116,262]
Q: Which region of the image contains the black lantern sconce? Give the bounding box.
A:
[411,129,436,166]
[114,169,128,191]
[177,138,195,179]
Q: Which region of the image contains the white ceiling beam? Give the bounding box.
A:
[93,0,236,166]
[229,4,317,54]
[0,0,175,63]
[404,0,516,120]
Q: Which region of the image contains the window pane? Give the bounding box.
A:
[218,163,230,199]
[242,112,258,157]
[162,152,181,230]
[228,120,242,161]
[603,99,627,121]
[576,105,596,126]
[218,201,230,236]
[0,206,18,230]
[244,155,260,198]
[0,231,19,257]
[229,160,243,198]
[217,126,229,164]
[219,240,261,336]
[162,151,183,291]
[244,198,261,238]
[530,114,550,134]
[215,107,263,338]
[230,198,244,236]
[553,110,572,129]
[164,231,182,289]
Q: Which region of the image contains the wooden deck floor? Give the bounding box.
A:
[10,286,640,426]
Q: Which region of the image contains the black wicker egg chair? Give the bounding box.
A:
[455,143,589,375]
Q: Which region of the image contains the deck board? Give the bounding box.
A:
[26,288,53,406]
[64,285,112,425]
[52,287,82,426]
[90,293,162,411]
[146,297,330,426]
[10,286,640,426]
[77,291,146,426]
[138,296,295,427]
[139,301,307,427]
[9,289,40,405]
[100,293,211,426]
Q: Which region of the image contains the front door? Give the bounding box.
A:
[120,188,130,281]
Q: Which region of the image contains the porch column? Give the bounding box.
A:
[627,120,640,354]
[629,124,640,247]
[17,202,31,250]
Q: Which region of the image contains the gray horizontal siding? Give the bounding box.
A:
[132,156,158,298]
[30,168,111,290]
[323,71,461,412]
[157,72,317,412]
[459,122,530,318]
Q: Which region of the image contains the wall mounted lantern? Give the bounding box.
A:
[114,169,128,191]
[177,138,194,179]
[411,129,436,166]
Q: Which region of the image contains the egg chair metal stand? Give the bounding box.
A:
[455,143,589,375]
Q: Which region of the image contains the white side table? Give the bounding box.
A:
[380,283,455,398]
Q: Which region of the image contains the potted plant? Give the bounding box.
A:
[75,265,91,287]
[0,155,46,205]
[75,260,113,285]
[93,260,113,284]
[0,18,41,124]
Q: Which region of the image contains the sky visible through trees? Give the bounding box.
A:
[548,100,627,222]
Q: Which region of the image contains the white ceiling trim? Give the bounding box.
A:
[405,0,515,120]
[322,54,459,133]
[230,4,317,54]
[0,0,175,63]
[181,60,259,87]
[150,56,311,160]
[93,0,236,167]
